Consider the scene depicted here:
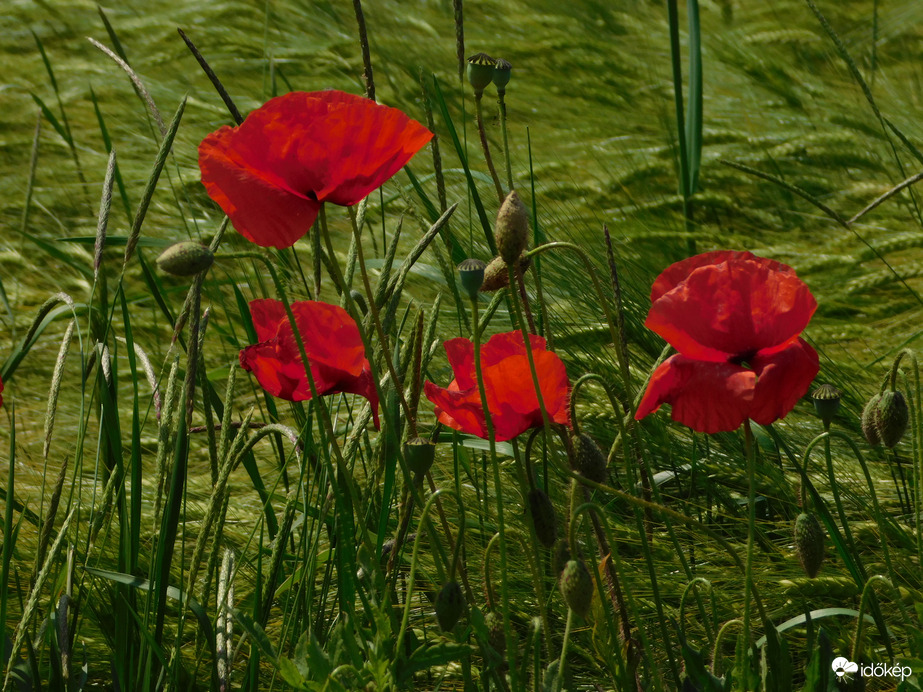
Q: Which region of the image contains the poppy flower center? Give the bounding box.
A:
[729,350,758,368]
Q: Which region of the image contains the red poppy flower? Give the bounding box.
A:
[239,299,379,428]
[199,90,433,249]
[635,250,819,434]
[424,332,571,442]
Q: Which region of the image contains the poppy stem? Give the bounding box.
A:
[470,294,522,688]
[742,419,756,658]
[474,92,505,203]
[497,91,514,192]
[342,207,417,435]
[506,262,552,432]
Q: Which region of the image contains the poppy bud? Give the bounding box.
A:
[811,384,841,429]
[559,559,593,618]
[794,512,825,578]
[403,437,436,477]
[861,394,882,446]
[484,610,506,653]
[569,432,608,484]
[493,58,512,93]
[349,289,368,316]
[495,191,529,265]
[527,488,557,548]
[457,258,486,299]
[876,390,909,448]
[156,242,214,277]
[435,580,465,631]
[552,538,571,577]
[466,53,497,94]
[480,254,531,292]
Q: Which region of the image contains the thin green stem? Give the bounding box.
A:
[498,92,513,191]
[742,421,756,676]
[471,295,521,688]
[474,92,504,203]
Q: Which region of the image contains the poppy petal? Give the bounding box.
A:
[239,300,378,428]
[199,127,322,248]
[635,354,757,434]
[198,91,432,249]
[749,338,819,425]
[645,253,817,360]
[443,338,477,391]
[424,380,489,439]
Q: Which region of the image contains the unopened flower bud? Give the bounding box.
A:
[559,559,593,618]
[527,488,557,548]
[435,580,465,631]
[156,242,214,277]
[484,610,506,653]
[811,384,841,429]
[876,390,909,448]
[569,432,608,484]
[457,258,486,299]
[480,254,531,292]
[495,191,529,264]
[861,394,881,446]
[794,512,825,578]
[493,58,512,92]
[466,53,496,94]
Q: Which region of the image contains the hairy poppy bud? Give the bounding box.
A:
[552,539,571,577]
[861,394,882,446]
[480,254,531,292]
[495,191,529,265]
[527,488,557,548]
[876,390,909,448]
[794,512,825,578]
[435,581,465,631]
[559,559,593,618]
[404,437,436,477]
[466,53,497,93]
[457,258,486,299]
[484,610,506,653]
[569,432,608,484]
[493,58,512,92]
[156,242,214,277]
[349,289,368,316]
[812,384,841,429]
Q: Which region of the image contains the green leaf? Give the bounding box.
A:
[397,641,475,686]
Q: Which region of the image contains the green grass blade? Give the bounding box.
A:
[0,413,16,653]
[431,76,496,254]
[685,0,702,194]
[123,96,187,269]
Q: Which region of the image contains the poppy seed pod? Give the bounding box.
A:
[156,242,214,277]
[527,488,557,548]
[495,191,529,265]
[457,258,486,299]
[493,58,512,92]
[466,53,497,93]
[876,390,909,448]
[435,581,465,631]
[794,512,825,578]
[480,254,531,292]
[570,432,608,484]
[559,559,593,618]
[403,437,436,477]
[811,384,841,429]
[861,393,882,446]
